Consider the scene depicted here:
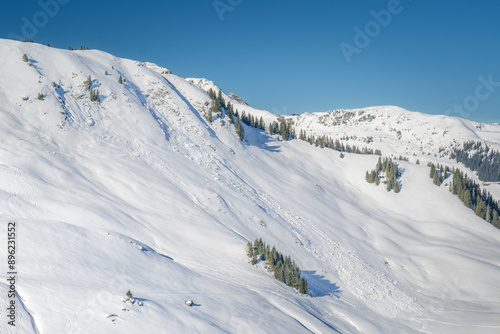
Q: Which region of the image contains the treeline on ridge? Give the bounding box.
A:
[451,169,500,228]
[207,88,381,156]
[427,163,500,229]
[207,88,245,140]
[450,141,500,182]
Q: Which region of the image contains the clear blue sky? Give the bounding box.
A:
[2,0,500,122]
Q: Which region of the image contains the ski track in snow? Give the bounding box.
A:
[0,165,44,220]
[0,284,39,334]
[21,274,76,333]
[15,291,41,334]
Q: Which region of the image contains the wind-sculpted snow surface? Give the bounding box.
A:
[0,39,499,333]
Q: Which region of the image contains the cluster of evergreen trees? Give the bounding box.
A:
[428,163,450,186]
[247,239,309,295]
[207,88,245,140]
[90,89,100,102]
[84,75,100,102]
[427,163,500,229]
[241,111,266,131]
[22,38,51,46]
[268,117,295,140]
[450,141,500,182]
[298,132,381,156]
[68,45,89,51]
[450,169,500,229]
[208,88,225,115]
[209,88,267,135]
[366,157,401,192]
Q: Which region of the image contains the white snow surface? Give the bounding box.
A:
[0,39,499,333]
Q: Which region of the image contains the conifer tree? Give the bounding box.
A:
[433,171,440,186]
[22,54,28,62]
[90,89,100,102]
[217,90,224,112]
[386,178,392,192]
[394,180,401,193]
[430,164,437,179]
[118,75,123,84]
[259,117,265,130]
[246,242,253,258]
[84,75,92,90]
[298,278,308,294]
[207,106,213,123]
[208,88,216,100]
[236,115,244,140]
[463,189,472,208]
[226,101,234,122]
[376,157,382,172]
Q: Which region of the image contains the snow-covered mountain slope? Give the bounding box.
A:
[288,106,500,159]
[186,77,279,125]
[185,79,500,160]
[0,39,499,334]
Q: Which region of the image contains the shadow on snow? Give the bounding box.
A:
[303,271,342,298]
